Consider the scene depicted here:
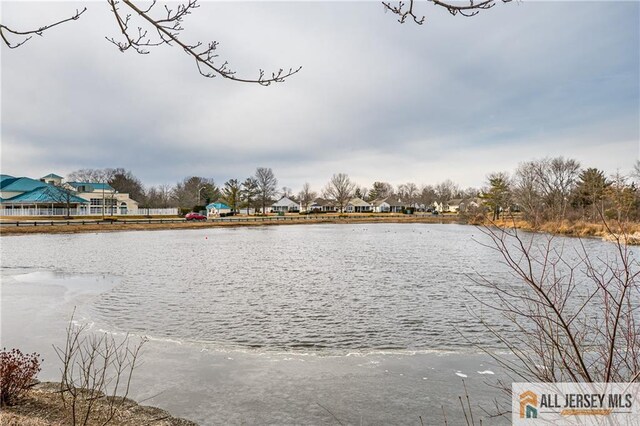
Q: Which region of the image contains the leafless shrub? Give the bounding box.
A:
[469,218,640,387]
[53,313,147,425]
[0,348,42,406]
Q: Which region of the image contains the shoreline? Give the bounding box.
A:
[0,214,462,236]
[2,214,639,244]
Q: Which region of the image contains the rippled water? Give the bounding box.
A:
[0,223,617,353]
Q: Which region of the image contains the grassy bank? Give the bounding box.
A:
[0,382,196,426]
[478,217,640,244]
[0,214,460,236]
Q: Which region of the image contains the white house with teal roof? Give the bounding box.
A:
[206,202,231,217]
[0,174,89,215]
[0,173,170,216]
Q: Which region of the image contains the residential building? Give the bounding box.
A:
[67,181,139,215]
[308,198,337,213]
[271,197,300,213]
[345,197,372,213]
[207,202,231,217]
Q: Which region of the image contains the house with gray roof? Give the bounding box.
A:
[271,196,300,213]
[345,197,372,213]
[308,198,337,213]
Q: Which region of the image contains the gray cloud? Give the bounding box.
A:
[2,1,638,192]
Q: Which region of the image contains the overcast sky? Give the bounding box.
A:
[1,1,638,191]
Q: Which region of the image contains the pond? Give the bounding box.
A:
[0,223,618,424]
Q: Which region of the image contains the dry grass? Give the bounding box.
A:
[0,382,196,426]
[488,217,640,244]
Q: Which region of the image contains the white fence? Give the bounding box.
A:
[0,207,179,217]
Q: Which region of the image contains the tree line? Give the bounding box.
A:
[66,157,640,220]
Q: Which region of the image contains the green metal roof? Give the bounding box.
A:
[67,182,114,191]
[2,186,88,204]
[0,176,48,192]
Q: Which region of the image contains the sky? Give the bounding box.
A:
[1,0,639,192]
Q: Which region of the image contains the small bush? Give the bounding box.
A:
[0,348,42,406]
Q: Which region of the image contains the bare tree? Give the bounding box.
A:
[324,173,356,213]
[397,182,419,206]
[531,157,581,220]
[67,168,115,184]
[145,184,175,208]
[297,182,317,212]
[2,1,300,85]
[254,168,278,214]
[606,171,637,222]
[512,161,544,225]
[434,179,459,212]
[281,186,293,198]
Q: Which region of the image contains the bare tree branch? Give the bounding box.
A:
[106,0,301,85]
[0,8,87,49]
[383,0,511,23]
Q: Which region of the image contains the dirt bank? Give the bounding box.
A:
[0,382,196,426]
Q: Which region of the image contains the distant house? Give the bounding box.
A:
[345,198,372,213]
[372,198,405,213]
[458,198,482,213]
[386,198,406,213]
[207,202,231,217]
[67,181,139,215]
[371,199,391,213]
[447,198,463,213]
[271,197,300,213]
[308,198,337,213]
[40,173,64,186]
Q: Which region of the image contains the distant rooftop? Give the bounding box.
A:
[67,182,115,191]
[0,176,48,193]
[41,173,63,179]
[3,186,88,204]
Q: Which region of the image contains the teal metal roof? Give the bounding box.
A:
[0,174,15,184]
[206,202,230,210]
[41,173,63,179]
[2,186,88,204]
[0,177,47,192]
[67,182,114,191]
